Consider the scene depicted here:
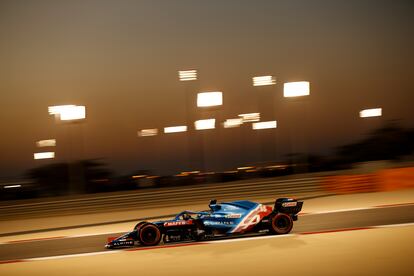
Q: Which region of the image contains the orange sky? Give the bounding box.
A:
[0,0,413,177]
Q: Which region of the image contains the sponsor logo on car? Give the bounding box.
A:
[282,202,297,207]
[225,214,242,219]
[164,220,193,227]
[204,220,234,225]
[112,240,134,246]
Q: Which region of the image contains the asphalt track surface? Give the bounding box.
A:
[1,204,413,262]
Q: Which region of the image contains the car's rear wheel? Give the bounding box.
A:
[138,223,161,246]
[270,213,293,234]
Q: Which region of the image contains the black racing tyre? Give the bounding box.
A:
[134,221,147,230]
[138,223,162,246]
[269,213,293,235]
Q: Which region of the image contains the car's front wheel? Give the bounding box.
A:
[269,213,293,234]
[134,221,146,230]
[138,223,162,246]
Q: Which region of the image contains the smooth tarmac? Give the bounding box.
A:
[1,189,414,275]
[1,224,413,276]
[1,204,414,261]
[1,188,413,243]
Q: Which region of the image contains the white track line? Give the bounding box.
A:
[208,234,295,244]
[301,203,414,216]
[372,222,414,228]
[25,250,119,262]
[302,207,376,215]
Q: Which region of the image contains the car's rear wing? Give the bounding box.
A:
[274,198,303,214]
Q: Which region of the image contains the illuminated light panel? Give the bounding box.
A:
[48,105,86,120]
[164,126,187,133]
[60,105,86,120]
[253,76,276,86]
[36,139,56,147]
[48,105,76,115]
[4,185,22,189]
[3,184,22,189]
[195,119,216,130]
[178,70,197,81]
[34,152,55,160]
[252,121,277,130]
[197,92,223,107]
[182,170,200,174]
[223,118,243,128]
[238,113,260,123]
[237,166,255,170]
[360,108,382,118]
[138,129,158,137]
[283,81,310,97]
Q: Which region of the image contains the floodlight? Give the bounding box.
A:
[360,108,382,118]
[197,92,223,107]
[34,152,55,160]
[283,81,310,97]
[253,76,276,86]
[252,121,277,130]
[164,126,187,133]
[179,70,197,81]
[48,105,76,115]
[49,105,86,120]
[4,185,22,189]
[138,129,158,137]
[223,118,243,128]
[59,105,86,120]
[238,113,260,123]
[36,139,56,147]
[195,119,215,130]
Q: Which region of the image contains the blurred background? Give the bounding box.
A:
[0,0,413,199]
[1,2,414,275]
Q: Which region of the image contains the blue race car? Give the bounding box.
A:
[105,198,303,248]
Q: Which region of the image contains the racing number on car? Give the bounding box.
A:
[233,205,272,232]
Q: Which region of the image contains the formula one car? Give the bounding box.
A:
[105,198,303,248]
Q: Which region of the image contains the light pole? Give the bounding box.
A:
[252,120,278,166]
[137,128,159,175]
[33,139,56,166]
[252,76,276,121]
[48,104,86,160]
[237,113,260,167]
[253,75,277,165]
[179,69,198,172]
[196,91,223,172]
[48,104,86,194]
[359,107,383,137]
[283,81,311,172]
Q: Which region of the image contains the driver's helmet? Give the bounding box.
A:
[182,213,191,220]
[209,204,221,212]
[209,199,218,212]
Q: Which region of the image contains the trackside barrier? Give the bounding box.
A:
[322,166,414,194]
[322,174,379,194]
[0,177,322,220]
[378,167,414,191]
